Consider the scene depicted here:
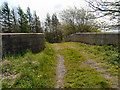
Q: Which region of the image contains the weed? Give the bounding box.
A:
[2,42,57,88]
[58,47,111,88]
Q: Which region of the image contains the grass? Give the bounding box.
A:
[69,42,119,67]
[56,45,111,88]
[69,42,119,78]
[56,42,120,88]
[2,42,57,88]
[2,42,119,88]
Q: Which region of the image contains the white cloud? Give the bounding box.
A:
[54,4,62,9]
[0,0,88,22]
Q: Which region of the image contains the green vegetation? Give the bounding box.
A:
[60,7,100,37]
[69,43,119,67]
[2,42,119,88]
[0,2,101,43]
[60,48,110,88]
[1,0,119,89]
[1,2,43,33]
[86,0,120,29]
[44,13,63,43]
[2,43,57,88]
[53,42,119,88]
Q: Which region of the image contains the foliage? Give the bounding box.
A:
[11,9,19,32]
[69,43,119,67]
[2,42,119,88]
[17,6,30,33]
[1,2,42,33]
[59,7,100,37]
[26,7,33,32]
[2,43,57,88]
[44,13,62,43]
[86,0,120,29]
[54,42,119,88]
[87,45,119,66]
[32,11,43,33]
[1,1,103,37]
[55,43,111,88]
[1,2,12,32]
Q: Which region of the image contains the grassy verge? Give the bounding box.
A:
[2,42,119,88]
[58,47,111,88]
[68,42,119,67]
[2,42,57,88]
[68,43,119,75]
[61,42,119,88]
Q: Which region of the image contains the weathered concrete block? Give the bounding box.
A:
[1,33,45,55]
[65,33,120,46]
[0,34,2,60]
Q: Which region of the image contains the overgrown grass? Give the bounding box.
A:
[58,47,111,88]
[60,42,119,88]
[2,42,119,88]
[68,42,119,67]
[2,42,57,88]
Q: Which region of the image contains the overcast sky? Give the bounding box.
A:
[0,0,88,22]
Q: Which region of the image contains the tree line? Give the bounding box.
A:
[0,2,43,33]
[44,13,62,43]
[44,7,100,43]
[1,1,118,43]
[0,2,100,43]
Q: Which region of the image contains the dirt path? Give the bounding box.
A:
[52,43,118,88]
[79,50,118,88]
[85,59,118,88]
[68,45,118,88]
[54,47,66,88]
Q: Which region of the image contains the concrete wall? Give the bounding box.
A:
[1,33,45,55]
[0,34,2,59]
[65,33,120,46]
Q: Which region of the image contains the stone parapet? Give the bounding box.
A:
[1,33,45,55]
[65,32,120,46]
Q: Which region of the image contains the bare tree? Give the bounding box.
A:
[85,0,120,30]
